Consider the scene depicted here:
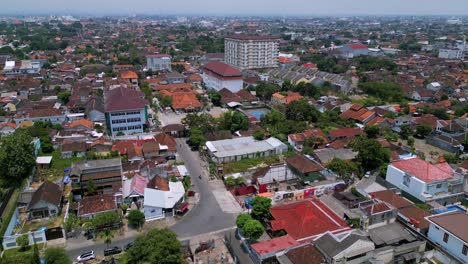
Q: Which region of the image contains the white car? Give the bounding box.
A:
[77,251,96,262]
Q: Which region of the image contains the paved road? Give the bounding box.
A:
[67,138,236,260]
[171,138,236,239]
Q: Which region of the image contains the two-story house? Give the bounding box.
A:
[426,212,468,263]
[70,158,123,200]
[104,86,149,136]
[385,157,464,204]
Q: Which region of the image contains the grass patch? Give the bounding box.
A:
[51,151,86,171]
[223,155,282,174]
[0,189,20,238]
[3,243,44,258]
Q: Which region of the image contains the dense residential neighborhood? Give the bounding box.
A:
[0,5,467,264]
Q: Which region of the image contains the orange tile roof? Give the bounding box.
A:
[68,119,93,129]
[120,71,138,79]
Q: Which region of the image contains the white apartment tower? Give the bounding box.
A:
[225,35,280,70]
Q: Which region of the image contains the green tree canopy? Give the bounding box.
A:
[0,129,35,184]
[58,91,72,104]
[326,158,360,184]
[16,234,29,251]
[364,125,380,139]
[182,113,216,133]
[252,129,265,140]
[242,219,265,240]
[218,111,249,132]
[44,247,71,264]
[188,128,206,148]
[160,96,173,108]
[415,124,432,138]
[250,196,272,222]
[350,136,390,172]
[247,82,281,101]
[208,90,222,106]
[285,99,320,122]
[125,228,181,264]
[236,213,253,229]
[91,211,121,229]
[358,82,404,103]
[127,210,145,228]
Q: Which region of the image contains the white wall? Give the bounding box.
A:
[386,165,426,202]
[108,109,146,136]
[144,206,164,221]
[257,164,296,185]
[428,223,468,263]
[202,73,243,93]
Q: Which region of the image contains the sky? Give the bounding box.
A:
[1,0,468,16]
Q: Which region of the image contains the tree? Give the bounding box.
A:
[16,234,29,251]
[58,91,72,104]
[415,124,432,138]
[188,128,206,148]
[183,113,216,133]
[250,196,272,222]
[172,64,186,73]
[364,125,380,139]
[32,242,40,264]
[208,90,221,106]
[407,137,415,147]
[350,136,390,172]
[63,213,80,232]
[219,111,248,131]
[100,229,114,247]
[252,129,265,140]
[44,247,71,264]
[285,99,320,122]
[400,125,412,140]
[236,213,252,229]
[125,228,181,264]
[358,82,404,103]
[0,130,35,184]
[225,176,236,187]
[127,210,145,228]
[326,158,360,184]
[242,219,265,240]
[160,95,173,108]
[86,179,97,196]
[91,211,121,229]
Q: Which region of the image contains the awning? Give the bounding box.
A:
[176,202,189,212]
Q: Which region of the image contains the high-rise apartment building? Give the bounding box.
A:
[224,35,280,70]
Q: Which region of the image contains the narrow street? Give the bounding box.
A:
[66,138,237,260]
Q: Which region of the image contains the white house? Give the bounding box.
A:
[202,61,243,93]
[143,178,185,221]
[146,54,172,71]
[385,157,455,202]
[427,82,442,91]
[426,212,468,263]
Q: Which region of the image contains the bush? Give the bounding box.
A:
[44,247,71,264]
[236,213,252,229]
[91,211,121,229]
[16,234,29,251]
[242,219,264,240]
[127,210,145,228]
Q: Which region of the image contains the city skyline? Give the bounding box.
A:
[1,0,468,16]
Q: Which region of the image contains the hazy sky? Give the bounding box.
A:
[2,0,468,15]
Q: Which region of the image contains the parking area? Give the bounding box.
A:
[209,180,243,214]
[157,107,227,126]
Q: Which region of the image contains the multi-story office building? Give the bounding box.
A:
[105,86,149,136]
[225,35,280,70]
[438,49,464,60]
[146,54,172,71]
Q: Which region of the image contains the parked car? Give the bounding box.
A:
[104,246,122,256]
[100,258,116,264]
[124,242,134,251]
[165,154,176,160]
[77,251,96,262]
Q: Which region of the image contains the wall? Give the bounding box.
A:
[202,72,243,93]
[107,109,146,136]
[427,223,468,263]
[257,164,295,185]
[144,206,164,221]
[2,230,46,250]
[386,165,426,202]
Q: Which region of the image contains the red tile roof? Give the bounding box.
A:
[251,235,299,256]
[370,190,413,209]
[203,61,241,77]
[269,200,350,241]
[120,71,138,79]
[104,86,147,112]
[154,133,177,152]
[68,119,93,129]
[78,194,116,217]
[348,43,368,50]
[226,34,280,41]
[328,127,363,138]
[391,157,453,183]
[285,155,322,174]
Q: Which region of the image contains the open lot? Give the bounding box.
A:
[158,107,227,126]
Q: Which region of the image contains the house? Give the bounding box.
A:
[426,212,468,263]
[252,163,295,186]
[142,141,159,159]
[122,174,146,204]
[313,148,358,165]
[271,92,303,105]
[70,158,123,197]
[385,157,464,203]
[146,54,172,71]
[64,119,94,132]
[340,104,376,124]
[0,122,16,135]
[85,96,105,122]
[61,140,87,158]
[154,133,177,155]
[163,72,186,84]
[202,61,243,92]
[268,200,352,242]
[285,155,323,182]
[3,60,42,75]
[250,235,300,264]
[104,86,148,136]
[357,199,398,231]
[120,71,139,88]
[78,193,117,219]
[315,232,375,264]
[27,181,62,220]
[143,177,185,221]
[412,89,435,102]
[288,128,327,147]
[340,43,369,58]
[205,137,287,163]
[328,127,363,141]
[427,82,442,91]
[162,124,187,138]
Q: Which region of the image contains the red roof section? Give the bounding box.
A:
[130,174,147,195]
[328,127,363,138]
[391,157,453,183]
[269,200,350,241]
[251,235,299,256]
[348,43,368,50]
[203,61,242,77]
[105,86,147,112]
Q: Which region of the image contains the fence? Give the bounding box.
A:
[0,189,13,220]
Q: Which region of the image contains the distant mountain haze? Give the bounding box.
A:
[1,0,468,15]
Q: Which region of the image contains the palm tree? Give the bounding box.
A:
[100,229,114,248]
